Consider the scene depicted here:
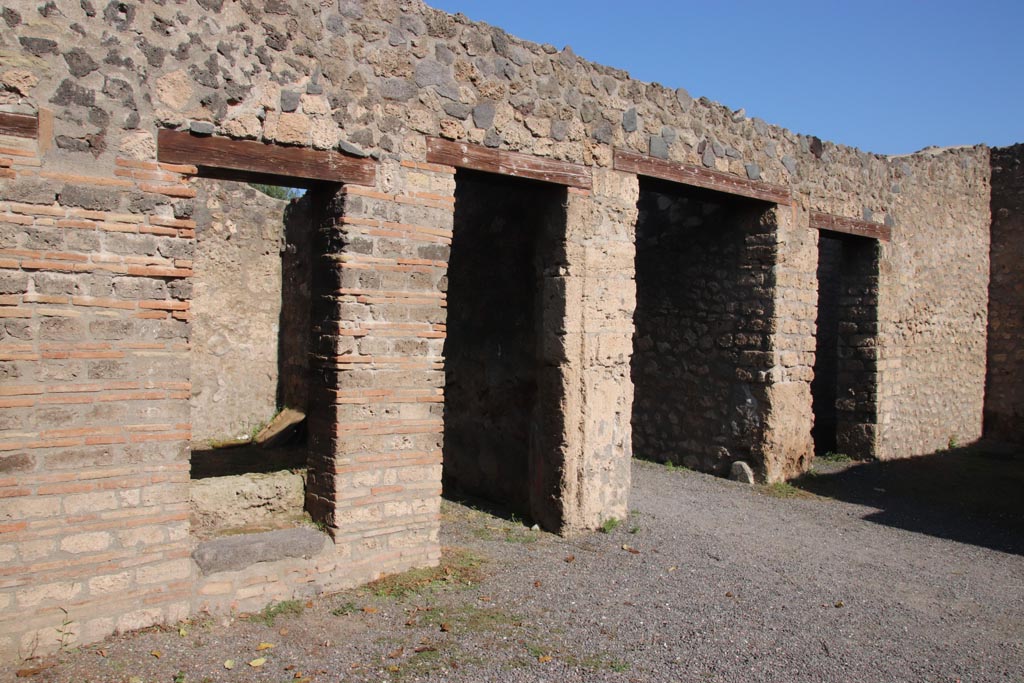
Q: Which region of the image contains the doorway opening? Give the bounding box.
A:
[631,177,776,474]
[442,169,567,527]
[188,179,315,540]
[811,231,880,458]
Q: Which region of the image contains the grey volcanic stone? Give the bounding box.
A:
[19,36,58,55]
[192,528,328,575]
[381,78,416,101]
[483,128,502,148]
[281,90,301,112]
[649,135,669,160]
[675,87,693,112]
[622,107,637,132]
[594,121,613,145]
[745,163,761,180]
[339,140,370,158]
[58,185,120,211]
[0,179,56,205]
[472,101,496,130]
[702,144,716,168]
[64,48,99,77]
[729,460,755,484]
[551,119,569,142]
[189,121,215,135]
[414,60,448,87]
[781,155,798,174]
[443,102,472,120]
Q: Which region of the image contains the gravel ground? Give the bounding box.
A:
[15,459,1024,683]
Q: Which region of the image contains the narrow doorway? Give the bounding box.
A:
[442,169,567,527]
[188,179,314,539]
[811,231,880,458]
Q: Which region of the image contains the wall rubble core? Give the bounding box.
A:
[0,0,1006,663]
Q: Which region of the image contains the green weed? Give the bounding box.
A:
[760,482,814,499]
[367,548,485,599]
[818,451,852,463]
[251,599,304,626]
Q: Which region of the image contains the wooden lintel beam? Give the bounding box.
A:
[613,149,792,206]
[425,137,592,189]
[157,129,376,187]
[0,111,39,139]
[809,211,891,242]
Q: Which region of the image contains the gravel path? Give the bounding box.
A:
[18,460,1024,682]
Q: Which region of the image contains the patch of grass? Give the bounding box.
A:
[818,451,852,463]
[573,653,630,672]
[760,482,815,500]
[419,604,521,634]
[664,460,690,472]
[367,547,486,599]
[330,601,358,616]
[628,525,641,534]
[599,517,621,534]
[472,524,539,544]
[251,599,304,626]
[524,642,549,659]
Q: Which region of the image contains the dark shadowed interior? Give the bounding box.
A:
[811,231,880,458]
[442,170,566,524]
[631,177,775,474]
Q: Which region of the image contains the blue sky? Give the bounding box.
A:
[428,1,1023,155]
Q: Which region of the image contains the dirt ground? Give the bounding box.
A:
[12,453,1024,683]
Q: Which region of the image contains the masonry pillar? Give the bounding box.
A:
[552,169,638,532]
[761,203,816,481]
[305,160,452,577]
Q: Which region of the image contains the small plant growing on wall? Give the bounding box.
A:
[249,183,302,200]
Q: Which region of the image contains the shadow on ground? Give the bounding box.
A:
[794,444,1024,555]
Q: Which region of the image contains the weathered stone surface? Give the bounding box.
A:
[190,180,308,443]
[192,528,327,575]
[729,461,755,484]
[155,69,192,109]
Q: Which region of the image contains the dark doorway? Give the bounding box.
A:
[442,170,566,526]
[631,177,776,474]
[811,233,843,455]
[811,231,880,458]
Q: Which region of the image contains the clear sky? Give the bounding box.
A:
[427,0,1023,156]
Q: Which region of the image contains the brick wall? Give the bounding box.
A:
[1,134,195,657]
[304,162,452,575]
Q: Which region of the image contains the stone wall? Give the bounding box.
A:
[190,179,288,443]
[631,180,775,474]
[0,0,995,662]
[985,145,1024,444]
[874,148,991,458]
